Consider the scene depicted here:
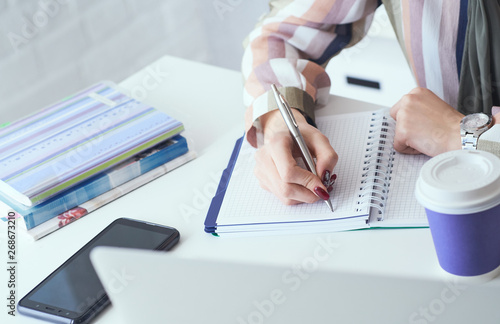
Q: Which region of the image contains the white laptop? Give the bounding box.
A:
[90,246,500,324]
[91,247,340,324]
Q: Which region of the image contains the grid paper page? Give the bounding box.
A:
[216,112,374,226]
[376,152,430,226]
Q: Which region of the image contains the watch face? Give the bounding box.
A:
[462,113,492,131]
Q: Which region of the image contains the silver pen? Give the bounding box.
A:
[271,84,333,212]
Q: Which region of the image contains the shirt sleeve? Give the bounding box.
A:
[242,0,381,147]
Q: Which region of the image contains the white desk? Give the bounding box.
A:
[5,55,500,323]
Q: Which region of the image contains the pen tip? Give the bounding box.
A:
[325,199,334,212]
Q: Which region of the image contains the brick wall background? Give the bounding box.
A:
[0,0,268,123]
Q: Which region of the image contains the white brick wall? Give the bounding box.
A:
[0,0,268,123]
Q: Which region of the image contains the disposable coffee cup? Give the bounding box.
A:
[415,150,500,282]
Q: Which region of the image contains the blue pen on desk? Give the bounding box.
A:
[271,84,334,212]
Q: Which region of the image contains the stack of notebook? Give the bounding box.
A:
[0,81,195,239]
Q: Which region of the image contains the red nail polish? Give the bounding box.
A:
[314,187,330,200]
[324,173,337,187]
[327,185,333,192]
[322,170,331,184]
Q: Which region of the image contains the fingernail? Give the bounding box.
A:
[322,170,331,186]
[314,187,330,200]
[324,173,337,187]
[327,185,333,192]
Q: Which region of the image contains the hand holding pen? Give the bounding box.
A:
[253,84,338,209]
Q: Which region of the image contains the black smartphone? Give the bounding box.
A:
[18,217,180,324]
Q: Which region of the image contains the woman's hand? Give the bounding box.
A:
[390,88,464,156]
[254,109,338,205]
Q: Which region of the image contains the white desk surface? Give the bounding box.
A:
[4,55,500,323]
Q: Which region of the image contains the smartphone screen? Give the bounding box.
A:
[18,218,179,323]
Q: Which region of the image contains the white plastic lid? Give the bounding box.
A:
[415,150,500,214]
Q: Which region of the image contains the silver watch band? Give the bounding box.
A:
[462,132,478,150]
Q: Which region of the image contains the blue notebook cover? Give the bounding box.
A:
[204,136,243,234]
[3,135,188,229]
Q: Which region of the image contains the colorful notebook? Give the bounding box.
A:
[205,109,430,236]
[26,150,197,240]
[1,135,189,230]
[0,81,184,207]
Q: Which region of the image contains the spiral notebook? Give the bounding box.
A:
[205,109,430,236]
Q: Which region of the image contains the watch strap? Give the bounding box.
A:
[462,134,479,150]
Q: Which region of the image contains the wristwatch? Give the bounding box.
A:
[460,113,493,150]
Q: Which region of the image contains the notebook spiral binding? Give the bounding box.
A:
[356,110,396,220]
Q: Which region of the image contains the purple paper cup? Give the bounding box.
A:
[416,150,500,281]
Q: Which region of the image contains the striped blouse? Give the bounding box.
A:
[242,0,468,147]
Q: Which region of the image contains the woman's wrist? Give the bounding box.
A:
[259,108,307,141]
